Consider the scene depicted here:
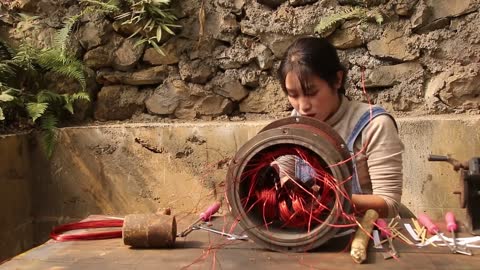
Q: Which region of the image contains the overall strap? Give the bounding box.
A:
[347,106,396,194]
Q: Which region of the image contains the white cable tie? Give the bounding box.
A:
[404,223,420,241]
[416,235,440,247]
[456,236,480,245]
[373,230,383,249]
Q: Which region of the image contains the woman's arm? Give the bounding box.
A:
[360,114,404,218]
[352,194,389,217]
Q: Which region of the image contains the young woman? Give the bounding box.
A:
[274,37,404,218]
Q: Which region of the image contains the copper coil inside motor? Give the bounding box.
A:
[226,116,354,252]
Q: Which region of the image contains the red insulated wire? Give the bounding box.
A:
[241,145,359,230]
[278,199,299,227]
[256,189,278,221]
[50,219,124,241]
[191,67,379,269]
[327,69,376,172]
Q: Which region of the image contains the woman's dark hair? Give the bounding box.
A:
[278,37,347,96]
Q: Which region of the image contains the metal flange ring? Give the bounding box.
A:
[226,116,353,252]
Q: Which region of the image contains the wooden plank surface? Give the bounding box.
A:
[1,216,479,270]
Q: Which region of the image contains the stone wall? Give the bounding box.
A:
[0,134,34,262]
[1,0,479,122]
[1,0,480,261]
[1,0,479,258]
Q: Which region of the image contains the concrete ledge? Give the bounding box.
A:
[32,115,480,220]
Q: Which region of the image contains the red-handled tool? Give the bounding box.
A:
[377,219,398,259]
[418,213,455,252]
[445,212,458,248]
[445,212,472,256]
[377,219,391,238]
[179,201,221,237]
[200,202,221,221]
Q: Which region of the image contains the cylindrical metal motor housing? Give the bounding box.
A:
[226,116,353,252]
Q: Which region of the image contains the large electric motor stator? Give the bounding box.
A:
[226,116,354,252]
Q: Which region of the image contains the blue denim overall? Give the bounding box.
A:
[295,106,392,195]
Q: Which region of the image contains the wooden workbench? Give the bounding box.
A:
[1,216,479,270]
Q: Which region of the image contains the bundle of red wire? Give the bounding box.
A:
[240,146,352,231]
[50,219,123,241]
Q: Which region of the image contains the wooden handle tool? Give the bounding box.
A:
[350,209,379,264]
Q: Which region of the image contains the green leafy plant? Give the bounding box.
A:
[314,6,384,37]
[80,0,180,55]
[80,0,122,13]
[117,0,180,55]
[1,0,179,156]
[0,18,90,157]
[84,0,180,55]
[0,88,14,121]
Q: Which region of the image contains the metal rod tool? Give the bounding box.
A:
[192,225,248,241]
[178,201,221,237]
[418,213,455,252]
[445,212,472,256]
[377,219,398,259]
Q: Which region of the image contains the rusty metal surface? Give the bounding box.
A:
[226,116,353,252]
[1,217,480,270]
[123,214,176,248]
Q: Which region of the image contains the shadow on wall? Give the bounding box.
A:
[0,134,34,262]
[26,123,252,247]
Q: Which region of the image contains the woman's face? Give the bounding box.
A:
[285,71,342,121]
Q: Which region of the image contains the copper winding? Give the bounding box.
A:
[227,116,354,252]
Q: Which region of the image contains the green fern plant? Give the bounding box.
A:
[0,15,90,157]
[39,113,59,157]
[0,87,16,120]
[53,15,82,56]
[37,50,87,91]
[314,7,384,37]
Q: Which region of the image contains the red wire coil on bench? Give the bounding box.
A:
[50,219,124,241]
